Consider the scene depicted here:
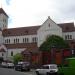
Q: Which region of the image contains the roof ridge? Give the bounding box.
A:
[58,22,74,25]
[7,25,41,30]
[0,8,8,17]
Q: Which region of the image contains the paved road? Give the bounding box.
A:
[0,68,36,75]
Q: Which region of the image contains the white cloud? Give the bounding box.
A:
[0,0,75,28]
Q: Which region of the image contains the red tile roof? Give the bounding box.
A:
[5,43,38,52]
[0,48,6,52]
[2,26,40,36]
[2,22,75,36]
[0,8,8,17]
[58,22,75,32]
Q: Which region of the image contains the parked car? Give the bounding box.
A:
[1,61,7,68]
[35,64,58,75]
[15,61,30,71]
[7,62,14,68]
[1,60,14,68]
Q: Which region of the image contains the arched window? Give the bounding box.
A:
[11,51,13,56]
[2,53,4,56]
[32,37,37,43]
[48,23,50,27]
[14,39,16,44]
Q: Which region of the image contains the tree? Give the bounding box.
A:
[39,35,70,51]
[13,53,23,64]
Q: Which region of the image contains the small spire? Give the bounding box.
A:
[48,16,50,19]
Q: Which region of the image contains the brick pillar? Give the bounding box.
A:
[50,47,56,64]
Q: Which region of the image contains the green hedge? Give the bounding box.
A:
[58,67,75,75]
[58,57,75,75]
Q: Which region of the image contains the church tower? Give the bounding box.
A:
[0,8,8,30]
[0,8,8,44]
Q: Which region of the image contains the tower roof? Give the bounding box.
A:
[0,8,8,17]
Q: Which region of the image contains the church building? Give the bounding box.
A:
[0,8,75,63]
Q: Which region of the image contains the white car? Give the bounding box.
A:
[1,62,7,68]
[35,64,58,75]
[7,62,14,68]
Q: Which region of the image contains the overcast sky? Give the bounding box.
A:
[0,0,75,28]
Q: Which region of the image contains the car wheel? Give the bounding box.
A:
[59,72,64,75]
[47,72,50,75]
[15,68,18,71]
[36,71,40,75]
[27,68,30,71]
[55,72,58,75]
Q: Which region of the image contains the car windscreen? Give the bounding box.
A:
[50,65,57,69]
[43,66,49,69]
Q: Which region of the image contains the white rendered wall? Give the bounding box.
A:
[0,31,3,44]
[37,17,62,47]
[62,32,75,40]
[7,48,26,60]
[3,35,38,44]
[0,13,8,45]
